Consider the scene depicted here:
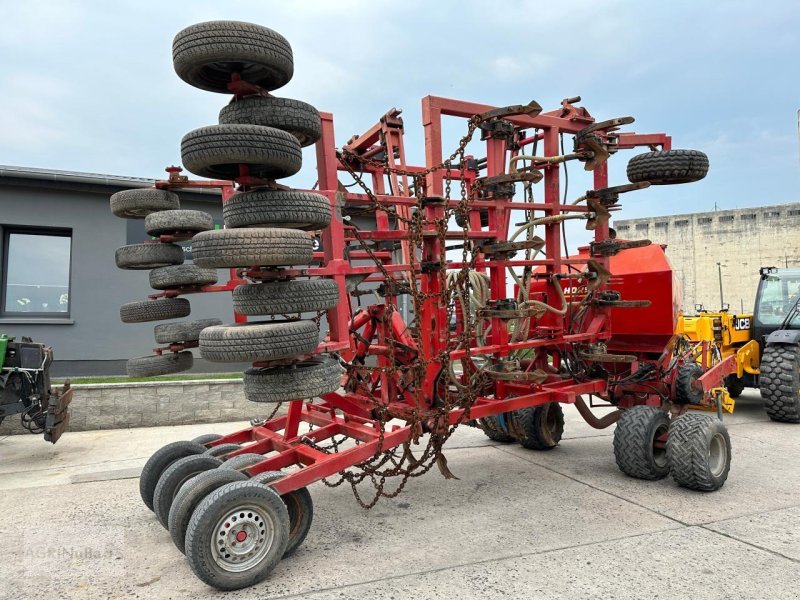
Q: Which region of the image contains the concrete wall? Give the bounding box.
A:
[614,203,800,313]
[0,179,243,376]
[0,379,275,435]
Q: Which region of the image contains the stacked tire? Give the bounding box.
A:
[173,20,342,405]
[110,188,220,376]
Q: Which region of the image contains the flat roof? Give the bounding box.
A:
[0,165,220,198]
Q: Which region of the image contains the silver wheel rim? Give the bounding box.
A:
[211,503,275,572]
[708,432,727,477]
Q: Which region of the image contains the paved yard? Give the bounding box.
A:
[1,390,798,599]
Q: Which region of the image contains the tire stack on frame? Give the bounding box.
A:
[110,188,222,376]
[129,22,343,591]
[173,20,342,404]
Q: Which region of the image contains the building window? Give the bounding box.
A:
[2,228,72,317]
[674,219,689,227]
[698,217,712,224]
[789,209,800,216]
[635,223,649,230]
[719,215,734,222]
[765,211,781,218]
[616,225,629,231]
[741,213,757,220]
[654,222,668,228]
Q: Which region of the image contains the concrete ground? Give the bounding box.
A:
[1,390,799,599]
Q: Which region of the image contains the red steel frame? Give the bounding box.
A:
[148,96,728,496]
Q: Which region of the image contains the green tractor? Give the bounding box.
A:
[0,335,72,443]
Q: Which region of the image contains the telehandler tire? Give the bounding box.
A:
[759,344,800,423]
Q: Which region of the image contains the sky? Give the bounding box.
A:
[1,0,799,248]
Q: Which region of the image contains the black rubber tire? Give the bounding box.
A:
[219,453,266,472]
[139,440,206,511]
[478,415,515,443]
[115,243,185,270]
[233,279,339,316]
[219,96,321,147]
[153,454,223,528]
[627,149,709,185]
[145,209,214,236]
[613,405,671,480]
[281,487,313,558]
[150,265,218,290]
[191,228,313,268]
[181,124,302,181]
[192,434,223,446]
[513,403,564,450]
[200,320,318,363]
[675,363,704,405]
[243,357,342,403]
[250,471,285,485]
[173,20,293,93]
[126,352,194,377]
[667,413,731,491]
[169,468,249,553]
[185,481,290,590]
[154,318,223,344]
[110,188,180,218]
[759,344,800,423]
[205,443,242,458]
[223,189,331,231]
[724,374,746,399]
[120,298,190,323]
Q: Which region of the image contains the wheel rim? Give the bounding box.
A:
[708,432,727,477]
[652,423,669,468]
[211,503,275,572]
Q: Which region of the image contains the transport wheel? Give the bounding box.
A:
[173,21,293,93]
[192,434,222,445]
[724,374,746,399]
[126,351,193,377]
[219,96,321,147]
[205,444,242,458]
[233,279,339,316]
[243,357,342,403]
[478,415,515,443]
[120,298,190,323]
[667,413,731,491]
[513,402,564,450]
[139,440,206,511]
[199,320,318,362]
[220,453,266,472]
[184,481,290,590]
[246,470,310,557]
[223,189,331,230]
[759,344,800,423]
[150,264,218,290]
[675,363,704,405]
[154,318,223,344]
[169,468,249,553]
[613,405,671,480]
[281,486,313,558]
[191,228,313,269]
[626,149,709,185]
[181,124,302,181]
[110,188,180,218]
[115,243,184,270]
[153,454,223,528]
[145,209,214,236]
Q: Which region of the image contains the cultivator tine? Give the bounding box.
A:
[590,238,652,257]
[585,198,611,230]
[586,259,612,290]
[477,100,543,122]
[576,116,635,170]
[476,170,544,188]
[586,181,650,205]
[479,236,545,258]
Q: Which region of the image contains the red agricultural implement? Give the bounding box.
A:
[113,21,731,590]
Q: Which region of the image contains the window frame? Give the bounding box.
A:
[1,225,73,319]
